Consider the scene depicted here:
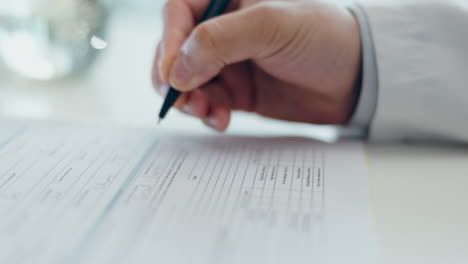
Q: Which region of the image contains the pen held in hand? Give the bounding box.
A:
[157,0,231,124]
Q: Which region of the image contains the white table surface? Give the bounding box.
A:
[0,7,467,264]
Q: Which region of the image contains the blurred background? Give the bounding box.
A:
[0,0,167,125]
[0,0,347,140]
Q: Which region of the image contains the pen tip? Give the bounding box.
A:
[157,118,162,126]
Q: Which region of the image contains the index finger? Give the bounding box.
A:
[158,0,211,83]
[158,0,239,82]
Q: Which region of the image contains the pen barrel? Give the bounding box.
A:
[200,0,231,21]
[158,0,230,121]
[159,88,181,119]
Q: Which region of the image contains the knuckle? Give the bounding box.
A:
[192,21,226,62]
[193,20,231,64]
[193,22,217,49]
[248,3,286,57]
[252,3,280,18]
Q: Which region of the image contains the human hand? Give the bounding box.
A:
[153,0,362,131]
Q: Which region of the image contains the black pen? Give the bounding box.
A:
[157,0,231,124]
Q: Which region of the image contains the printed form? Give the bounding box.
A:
[0,120,378,264]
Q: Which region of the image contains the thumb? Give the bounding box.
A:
[169,4,282,92]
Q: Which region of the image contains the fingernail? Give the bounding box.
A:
[204,117,218,130]
[159,84,169,97]
[158,62,166,83]
[182,104,195,116]
[170,55,194,86]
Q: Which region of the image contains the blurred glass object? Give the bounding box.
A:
[0,0,108,81]
[113,0,162,13]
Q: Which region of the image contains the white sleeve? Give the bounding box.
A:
[359,0,468,142]
[348,4,378,135]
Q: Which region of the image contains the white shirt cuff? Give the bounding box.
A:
[348,3,378,132]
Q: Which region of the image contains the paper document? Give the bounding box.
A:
[0,120,377,264]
